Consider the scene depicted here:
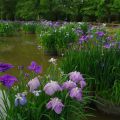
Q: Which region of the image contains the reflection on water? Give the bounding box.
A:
[0,34,119,120]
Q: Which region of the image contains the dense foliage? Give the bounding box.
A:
[0,0,120,22]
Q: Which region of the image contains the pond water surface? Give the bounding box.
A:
[0,34,119,120]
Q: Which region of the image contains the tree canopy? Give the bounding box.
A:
[0,0,120,22]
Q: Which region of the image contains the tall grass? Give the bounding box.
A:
[60,44,120,95]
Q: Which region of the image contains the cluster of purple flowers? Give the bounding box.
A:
[0,62,17,88]
[43,71,86,114]
[0,61,87,115]
[25,68,86,114]
[0,61,42,89]
[77,28,118,50]
[41,20,61,27]
[18,70,86,114]
[68,71,86,100]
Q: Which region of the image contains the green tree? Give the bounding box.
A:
[111,0,120,22]
[0,0,120,22]
[15,0,40,20]
[0,0,17,20]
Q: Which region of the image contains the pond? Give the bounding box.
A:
[0,34,119,120]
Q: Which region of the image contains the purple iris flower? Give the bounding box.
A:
[0,62,14,72]
[49,22,53,27]
[96,31,105,37]
[103,43,111,48]
[28,77,40,92]
[24,73,30,78]
[62,80,77,90]
[106,36,112,41]
[15,93,27,106]
[44,81,62,96]
[46,97,64,114]
[79,35,89,44]
[70,87,82,101]
[28,61,42,74]
[69,71,84,83]
[0,74,17,88]
[75,29,83,35]
[79,80,86,89]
